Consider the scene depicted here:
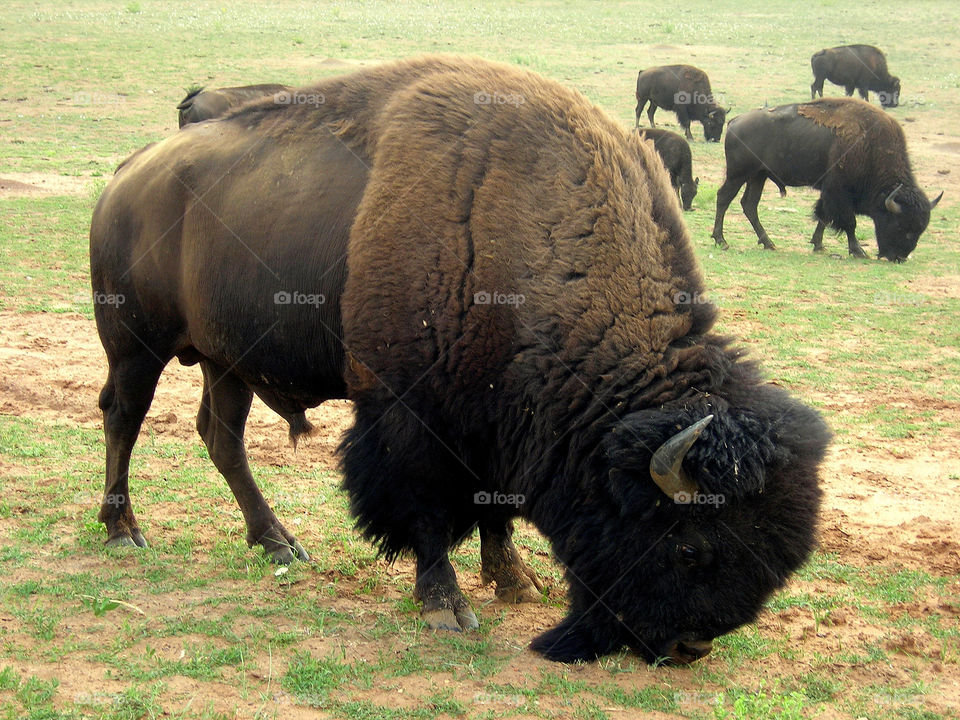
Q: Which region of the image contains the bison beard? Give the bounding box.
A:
[90,55,828,665]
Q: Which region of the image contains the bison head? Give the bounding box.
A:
[530,384,828,664]
[879,77,901,108]
[875,183,943,262]
[702,108,727,142]
[681,176,699,211]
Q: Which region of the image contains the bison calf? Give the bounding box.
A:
[810,45,900,108]
[635,64,727,141]
[638,128,699,210]
[711,98,941,261]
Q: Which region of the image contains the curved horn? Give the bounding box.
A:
[649,415,714,499]
[885,183,904,215]
[930,191,944,210]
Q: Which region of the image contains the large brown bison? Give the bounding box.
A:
[634,65,727,141]
[176,83,291,127]
[810,45,900,108]
[91,55,828,664]
[638,127,699,210]
[711,98,942,261]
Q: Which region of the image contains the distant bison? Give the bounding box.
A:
[638,128,699,210]
[711,98,941,261]
[92,55,828,664]
[176,83,291,127]
[810,45,900,108]
[635,65,727,141]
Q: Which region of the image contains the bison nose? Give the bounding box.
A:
[663,637,713,664]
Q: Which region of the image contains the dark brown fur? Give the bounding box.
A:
[92,56,827,663]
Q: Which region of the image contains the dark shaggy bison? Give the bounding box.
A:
[638,128,699,210]
[810,45,900,108]
[176,83,291,127]
[91,55,828,664]
[635,65,727,141]
[711,98,942,261]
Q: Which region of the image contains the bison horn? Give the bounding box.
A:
[930,191,944,210]
[649,415,714,499]
[885,183,904,215]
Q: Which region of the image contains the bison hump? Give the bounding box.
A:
[797,98,901,143]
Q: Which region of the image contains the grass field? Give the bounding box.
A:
[1,1,959,719]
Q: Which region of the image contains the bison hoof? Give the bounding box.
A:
[759,240,777,250]
[484,565,544,603]
[849,247,867,259]
[812,245,825,253]
[256,526,310,564]
[423,606,480,632]
[495,582,543,604]
[105,530,148,549]
[712,237,729,250]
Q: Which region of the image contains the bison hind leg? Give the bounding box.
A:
[197,361,308,564]
[99,360,163,551]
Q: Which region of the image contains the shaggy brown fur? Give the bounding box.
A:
[342,58,711,407]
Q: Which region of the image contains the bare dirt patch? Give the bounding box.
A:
[0,172,91,198]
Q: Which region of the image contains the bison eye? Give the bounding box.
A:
[677,543,700,566]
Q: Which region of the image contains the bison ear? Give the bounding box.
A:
[694,177,700,186]
[530,614,619,662]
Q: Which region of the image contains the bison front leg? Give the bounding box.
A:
[480,520,543,603]
[810,220,827,252]
[197,361,308,564]
[412,528,479,632]
[845,228,867,258]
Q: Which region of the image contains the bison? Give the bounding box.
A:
[711,98,942,261]
[91,55,828,664]
[634,65,727,141]
[638,128,699,210]
[176,83,291,127]
[810,45,900,108]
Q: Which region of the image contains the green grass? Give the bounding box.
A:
[1,1,959,719]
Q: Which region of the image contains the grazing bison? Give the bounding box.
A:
[176,83,291,127]
[810,45,900,108]
[635,65,727,141]
[91,55,828,664]
[711,98,942,261]
[638,128,699,210]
